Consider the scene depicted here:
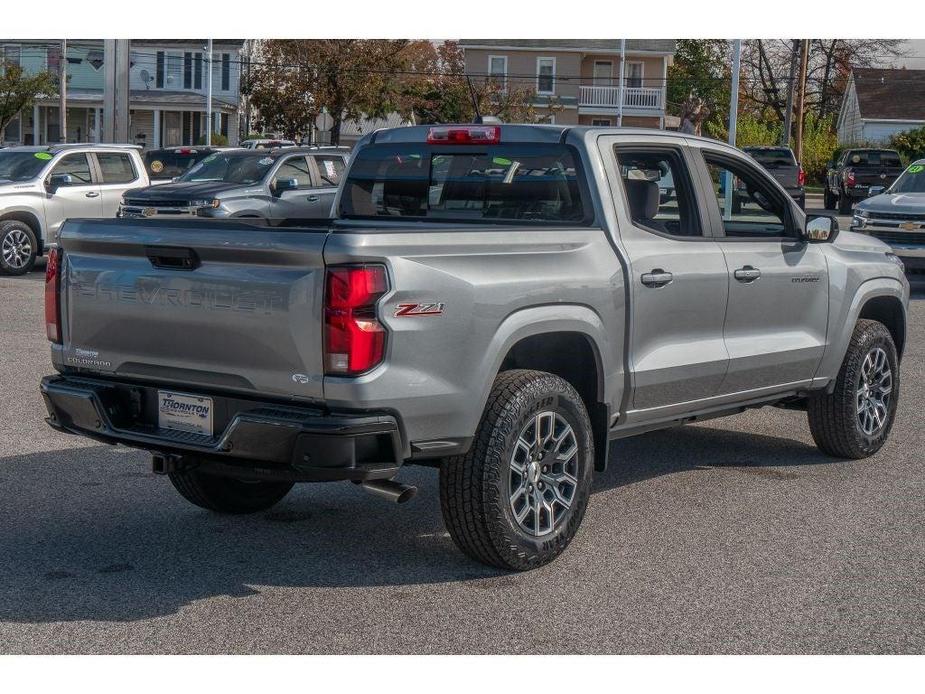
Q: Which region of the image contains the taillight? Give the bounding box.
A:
[798,167,806,186]
[44,247,62,344]
[324,265,388,375]
[427,125,501,145]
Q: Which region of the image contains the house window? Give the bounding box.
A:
[47,46,61,74]
[221,53,230,91]
[592,60,612,87]
[536,57,556,95]
[625,61,644,89]
[591,119,612,127]
[166,53,182,88]
[488,55,507,89]
[2,44,21,67]
[183,52,193,89]
[156,51,165,88]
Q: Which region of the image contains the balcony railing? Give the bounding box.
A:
[578,85,662,110]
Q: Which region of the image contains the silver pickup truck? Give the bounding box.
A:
[41,125,908,571]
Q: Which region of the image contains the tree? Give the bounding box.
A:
[889,125,925,163]
[0,61,57,138]
[667,40,731,135]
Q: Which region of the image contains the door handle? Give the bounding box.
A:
[85,191,100,198]
[734,266,761,282]
[306,195,320,203]
[641,269,673,288]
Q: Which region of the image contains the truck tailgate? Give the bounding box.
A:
[58,218,329,401]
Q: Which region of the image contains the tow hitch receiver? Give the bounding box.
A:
[152,453,191,475]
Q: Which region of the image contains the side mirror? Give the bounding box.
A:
[46,173,74,192]
[868,185,885,197]
[804,214,839,243]
[273,177,298,195]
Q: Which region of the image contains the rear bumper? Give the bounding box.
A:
[40,374,404,482]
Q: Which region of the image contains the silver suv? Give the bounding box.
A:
[0,144,149,275]
[118,147,348,221]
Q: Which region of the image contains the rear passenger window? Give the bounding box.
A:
[614,148,700,237]
[96,152,137,183]
[342,144,588,224]
[313,155,345,186]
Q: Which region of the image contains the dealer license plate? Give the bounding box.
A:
[157,391,213,436]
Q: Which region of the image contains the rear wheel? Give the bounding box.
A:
[168,467,294,514]
[838,189,853,214]
[0,221,38,276]
[808,319,899,459]
[439,370,594,571]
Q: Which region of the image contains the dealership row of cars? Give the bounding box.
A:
[0,143,350,274]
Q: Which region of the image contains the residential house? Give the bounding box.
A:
[459,39,676,128]
[836,67,925,145]
[1,39,244,148]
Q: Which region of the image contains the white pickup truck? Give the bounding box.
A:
[0,143,149,275]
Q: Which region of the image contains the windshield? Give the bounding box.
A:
[745,148,796,168]
[341,143,588,224]
[0,151,50,181]
[889,163,925,194]
[178,152,276,183]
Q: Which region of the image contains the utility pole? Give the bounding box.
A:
[723,39,742,221]
[781,39,800,147]
[206,38,213,145]
[58,39,67,143]
[102,39,130,143]
[794,39,809,164]
[617,38,626,127]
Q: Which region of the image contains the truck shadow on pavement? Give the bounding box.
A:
[0,424,841,625]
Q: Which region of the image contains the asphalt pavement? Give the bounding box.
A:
[1,256,923,654]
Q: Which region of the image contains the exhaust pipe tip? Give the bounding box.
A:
[359,479,418,504]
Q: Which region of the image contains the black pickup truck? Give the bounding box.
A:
[825,148,904,214]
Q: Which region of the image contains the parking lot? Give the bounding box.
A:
[2,228,923,654]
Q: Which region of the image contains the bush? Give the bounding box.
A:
[889,126,925,164]
[196,132,228,146]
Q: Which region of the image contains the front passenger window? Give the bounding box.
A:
[275,157,312,187]
[51,153,93,185]
[703,155,793,238]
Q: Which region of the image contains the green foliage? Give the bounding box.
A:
[196,132,228,146]
[889,126,925,164]
[0,61,57,137]
[667,39,730,134]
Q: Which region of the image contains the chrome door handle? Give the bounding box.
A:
[85,191,100,198]
[641,269,673,287]
[306,195,320,202]
[734,266,761,282]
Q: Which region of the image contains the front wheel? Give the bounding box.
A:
[168,467,294,514]
[808,319,899,459]
[439,370,594,571]
[0,221,38,276]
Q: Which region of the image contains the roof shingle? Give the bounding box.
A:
[852,67,925,121]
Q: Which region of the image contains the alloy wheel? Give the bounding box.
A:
[1,229,32,270]
[856,346,892,436]
[509,411,579,537]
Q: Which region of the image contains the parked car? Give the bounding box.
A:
[42,125,908,571]
[851,159,925,276]
[143,146,226,183]
[0,143,148,275]
[118,147,349,220]
[241,138,297,149]
[825,148,904,214]
[742,146,805,209]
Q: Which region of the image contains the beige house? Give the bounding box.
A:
[460,39,676,128]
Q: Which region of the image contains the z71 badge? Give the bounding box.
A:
[395,302,445,317]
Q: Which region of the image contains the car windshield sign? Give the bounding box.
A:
[889,163,925,194]
[0,151,49,182]
[179,152,275,184]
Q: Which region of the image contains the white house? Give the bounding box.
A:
[836,67,925,145]
[1,39,245,148]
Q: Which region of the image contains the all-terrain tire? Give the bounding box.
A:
[0,220,38,276]
[439,369,594,571]
[168,468,294,514]
[808,319,899,459]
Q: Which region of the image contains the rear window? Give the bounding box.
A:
[341,144,589,224]
[846,150,902,167]
[745,148,796,167]
[144,149,215,180]
[96,152,137,183]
